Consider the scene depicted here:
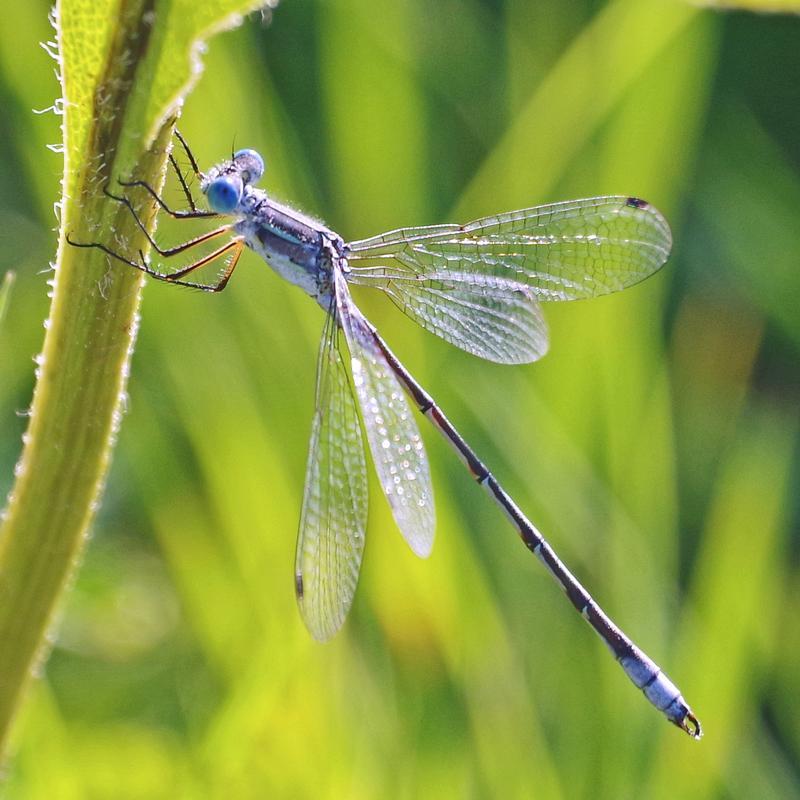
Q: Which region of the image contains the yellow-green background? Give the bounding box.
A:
[1,0,799,796]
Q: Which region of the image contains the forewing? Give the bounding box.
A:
[348,196,671,302]
[295,315,368,641]
[334,273,435,558]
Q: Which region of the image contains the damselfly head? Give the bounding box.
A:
[201,149,265,214]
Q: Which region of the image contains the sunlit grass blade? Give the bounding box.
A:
[0,271,14,329]
[689,0,800,11]
[455,0,700,215]
[649,407,796,795]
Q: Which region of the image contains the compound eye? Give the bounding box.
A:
[233,148,265,184]
[206,176,242,213]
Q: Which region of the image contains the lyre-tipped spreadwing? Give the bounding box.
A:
[69,132,701,739]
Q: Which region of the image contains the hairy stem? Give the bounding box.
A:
[0,0,173,756]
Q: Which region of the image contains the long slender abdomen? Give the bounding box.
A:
[368,324,701,739]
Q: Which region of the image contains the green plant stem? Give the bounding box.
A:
[0,2,173,756]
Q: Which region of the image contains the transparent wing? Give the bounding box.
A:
[347,196,669,363]
[347,196,672,302]
[295,312,368,641]
[365,272,549,364]
[334,271,435,558]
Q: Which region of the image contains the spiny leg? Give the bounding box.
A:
[165,236,244,286]
[117,130,213,220]
[66,234,245,293]
[202,238,244,292]
[175,129,202,178]
[169,152,198,212]
[116,176,217,220]
[154,224,234,259]
[165,129,207,212]
[104,185,232,257]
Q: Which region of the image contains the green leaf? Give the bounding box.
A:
[688,0,800,12]
[453,0,701,216]
[0,0,268,757]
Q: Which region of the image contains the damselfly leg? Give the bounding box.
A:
[102,186,234,258]
[67,231,245,293]
[67,134,245,293]
[168,130,203,212]
[119,132,217,221]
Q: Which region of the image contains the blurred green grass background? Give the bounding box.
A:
[1,0,799,796]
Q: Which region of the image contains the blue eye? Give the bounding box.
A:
[206,177,242,213]
[234,148,265,183]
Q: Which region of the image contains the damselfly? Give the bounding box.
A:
[70,134,701,738]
